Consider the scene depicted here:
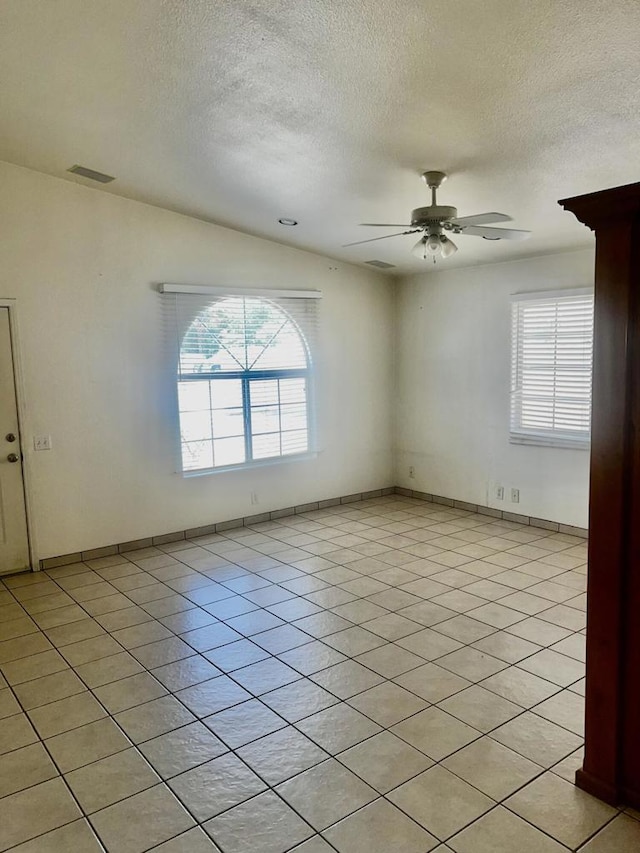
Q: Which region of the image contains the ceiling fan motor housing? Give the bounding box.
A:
[411,205,458,227]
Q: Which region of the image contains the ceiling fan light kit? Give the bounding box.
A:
[344,170,531,261]
[412,232,458,261]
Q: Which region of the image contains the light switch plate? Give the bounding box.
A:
[34,435,52,451]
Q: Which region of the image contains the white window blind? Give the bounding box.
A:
[510,288,594,448]
[160,285,321,473]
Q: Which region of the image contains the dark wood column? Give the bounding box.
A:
[559,182,640,808]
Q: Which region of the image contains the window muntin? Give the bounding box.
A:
[510,290,594,448]
[178,297,311,472]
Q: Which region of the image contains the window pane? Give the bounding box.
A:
[213,437,245,466]
[280,403,307,431]
[250,380,279,406]
[251,406,280,435]
[252,433,280,460]
[178,381,210,412]
[210,378,243,409]
[282,430,308,455]
[180,298,246,372]
[279,377,306,404]
[182,440,213,471]
[212,407,245,439]
[250,325,307,370]
[180,411,213,442]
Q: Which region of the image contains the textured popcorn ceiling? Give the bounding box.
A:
[1,0,639,272]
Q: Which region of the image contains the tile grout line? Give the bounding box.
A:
[0,495,602,852]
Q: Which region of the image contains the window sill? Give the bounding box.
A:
[181,451,319,477]
[509,434,590,450]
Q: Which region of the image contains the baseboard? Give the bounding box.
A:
[394,486,588,539]
[39,484,588,570]
[39,486,396,569]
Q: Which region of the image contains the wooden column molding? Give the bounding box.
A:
[559,181,640,808]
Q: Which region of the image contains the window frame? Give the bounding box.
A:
[161,285,320,476]
[509,287,594,450]
[178,366,315,475]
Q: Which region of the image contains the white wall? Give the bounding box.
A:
[395,250,594,528]
[0,162,394,559]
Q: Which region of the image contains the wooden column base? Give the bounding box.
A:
[577,767,640,812]
[576,768,620,807]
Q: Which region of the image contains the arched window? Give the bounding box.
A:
[177,296,313,471]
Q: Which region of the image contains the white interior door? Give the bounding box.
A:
[0,307,30,574]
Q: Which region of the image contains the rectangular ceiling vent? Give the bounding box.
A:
[365,259,396,269]
[67,165,116,183]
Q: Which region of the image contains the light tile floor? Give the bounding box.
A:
[1,495,639,852]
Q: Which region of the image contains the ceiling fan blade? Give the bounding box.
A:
[342,229,420,247]
[451,212,513,227]
[458,225,531,241]
[359,222,413,227]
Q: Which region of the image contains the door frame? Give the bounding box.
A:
[0,298,38,572]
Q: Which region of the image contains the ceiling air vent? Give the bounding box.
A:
[365,259,396,269]
[67,165,116,183]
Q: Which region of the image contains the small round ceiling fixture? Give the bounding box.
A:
[278,217,298,226]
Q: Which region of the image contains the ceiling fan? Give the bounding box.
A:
[344,171,531,261]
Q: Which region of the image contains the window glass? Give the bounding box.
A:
[178,297,311,471]
[510,291,593,448]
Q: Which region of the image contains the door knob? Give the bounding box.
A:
[6,433,16,442]
[7,454,19,463]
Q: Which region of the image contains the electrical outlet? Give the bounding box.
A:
[408,466,415,479]
[33,435,52,451]
[495,486,504,500]
[250,492,259,506]
[511,488,520,503]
